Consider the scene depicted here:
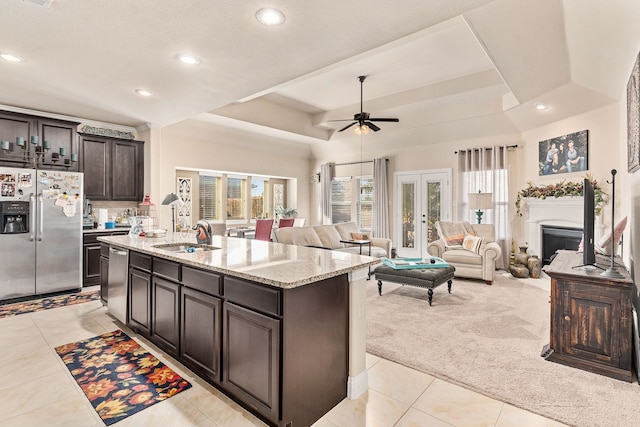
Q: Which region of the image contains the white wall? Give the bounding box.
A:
[144,117,313,231]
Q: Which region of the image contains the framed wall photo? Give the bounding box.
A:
[627,51,640,173]
[538,130,589,176]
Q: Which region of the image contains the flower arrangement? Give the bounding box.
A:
[515,174,608,217]
[275,206,298,218]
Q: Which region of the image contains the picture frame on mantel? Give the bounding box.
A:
[627,51,640,173]
[538,129,588,176]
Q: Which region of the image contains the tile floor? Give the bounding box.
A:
[0,288,567,427]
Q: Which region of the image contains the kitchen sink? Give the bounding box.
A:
[153,243,221,253]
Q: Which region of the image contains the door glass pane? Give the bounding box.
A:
[426,181,441,243]
[401,182,415,248]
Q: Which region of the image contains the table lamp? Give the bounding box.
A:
[162,193,183,232]
[468,191,493,224]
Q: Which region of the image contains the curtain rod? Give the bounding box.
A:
[454,144,518,154]
[334,158,389,167]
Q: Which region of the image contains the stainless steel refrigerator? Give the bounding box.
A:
[0,167,83,301]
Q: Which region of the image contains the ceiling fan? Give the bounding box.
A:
[332,75,399,134]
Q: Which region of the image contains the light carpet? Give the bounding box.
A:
[366,271,640,427]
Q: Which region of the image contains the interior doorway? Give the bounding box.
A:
[394,169,452,259]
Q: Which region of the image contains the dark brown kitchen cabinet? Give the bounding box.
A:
[83,244,102,285]
[543,250,634,382]
[181,286,222,383]
[151,276,181,357]
[83,231,128,287]
[79,133,144,201]
[0,110,78,170]
[128,252,152,337]
[100,245,109,304]
[222,301,281,423]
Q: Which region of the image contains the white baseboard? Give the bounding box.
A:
[347,370,368,399]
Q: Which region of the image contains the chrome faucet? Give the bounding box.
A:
[193,220,212,245]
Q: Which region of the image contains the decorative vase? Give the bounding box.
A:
[528,255,542,278]
[515,245,529,266]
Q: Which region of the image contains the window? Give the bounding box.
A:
[461,168,509,240]
[357,177,373,230]
[331,178,352,223]
[331,176,373,229]
[196,172,288,224]
[199,174,220,221]
[227,176,247,220]
[251,177,268,219]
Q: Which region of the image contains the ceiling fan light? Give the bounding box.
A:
[355,124,370,135]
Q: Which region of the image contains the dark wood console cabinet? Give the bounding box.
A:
[79,133,144,201]
[543,250,634,382]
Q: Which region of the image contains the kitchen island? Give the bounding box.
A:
[98,233,379,427]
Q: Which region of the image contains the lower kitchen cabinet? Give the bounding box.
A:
[181,287,222,383]
[99,244,109,304]
[84,231,128,287]
[128,267,152,337]
[222,302,281,422]
[83,243,102,286]
[151,276,180,356]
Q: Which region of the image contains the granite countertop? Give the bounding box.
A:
[98,232,380,289]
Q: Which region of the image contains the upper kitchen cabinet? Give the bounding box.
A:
[0,111,79,171]
[79,133,144,201]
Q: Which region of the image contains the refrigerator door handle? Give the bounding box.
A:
[29,193,36,241]
[38,193,44,241]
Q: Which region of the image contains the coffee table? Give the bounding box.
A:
[373,263,455,306]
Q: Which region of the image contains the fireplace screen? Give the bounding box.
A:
[541,225,583,265]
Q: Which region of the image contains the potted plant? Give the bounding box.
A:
[275,206,298,218]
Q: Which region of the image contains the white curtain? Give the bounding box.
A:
[372,158,389,238]
[457,146,511,269]
[320,162,334,225]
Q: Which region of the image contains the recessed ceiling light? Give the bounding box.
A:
[256,8,285,26]
[176,54,201,65]
[534,102,549,111]
[135,89,153,97]
[0,53,26,62]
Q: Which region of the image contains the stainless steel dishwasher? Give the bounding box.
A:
[107,245,129,323]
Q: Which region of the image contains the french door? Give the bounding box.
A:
[394,169,452,258]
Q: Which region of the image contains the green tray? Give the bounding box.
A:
[382,257,449,269]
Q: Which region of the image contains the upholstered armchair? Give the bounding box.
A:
[427,221,502,285]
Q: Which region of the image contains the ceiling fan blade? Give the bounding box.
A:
[338,122,357,132]
[328,119,357,122]
[369,118,400,122]
[365,122,381,132]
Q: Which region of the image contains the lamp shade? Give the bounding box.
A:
[468,192,493,210]
[162,193,182,206]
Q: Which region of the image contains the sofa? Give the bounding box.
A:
[273,222,391,258]
[427,221,502,285]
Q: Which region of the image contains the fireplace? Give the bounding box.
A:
[541,225,582,265]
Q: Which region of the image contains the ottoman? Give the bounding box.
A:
[373,264,455,306]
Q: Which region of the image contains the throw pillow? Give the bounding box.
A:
[597,216,627,255]
[350,232,370,241]
[462,233,484,254]
[436,221,474,248]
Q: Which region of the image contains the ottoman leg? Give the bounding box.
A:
[377,280,383,296]
[447,280,452,293]
[427,288,433,306]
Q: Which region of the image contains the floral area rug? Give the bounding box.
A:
[55,329,192,425]
[0,290,100,318]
